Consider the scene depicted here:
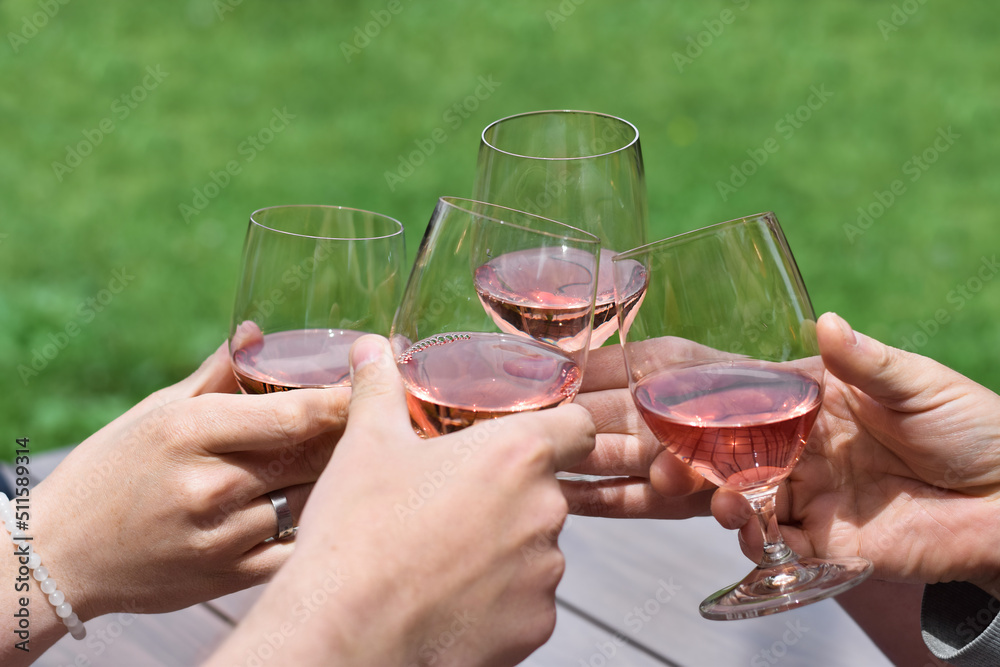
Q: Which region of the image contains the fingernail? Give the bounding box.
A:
[350,335,388,380]
[829,312,857,346]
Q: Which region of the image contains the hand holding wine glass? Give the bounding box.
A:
[391,197,601,436]
[229,205,405,393]
[710,311,1000,593]
[613,212,872,619]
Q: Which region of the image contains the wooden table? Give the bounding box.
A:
[5,452,891,666]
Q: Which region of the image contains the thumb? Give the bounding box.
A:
[161,341,239,399]
[817,312,941,410]
[344,334,412,439]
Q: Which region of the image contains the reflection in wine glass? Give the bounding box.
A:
[391,197,600,437]
[473,109,649,348]
[229,205,405,393]
[614,212,872,620]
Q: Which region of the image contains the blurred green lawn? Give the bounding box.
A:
[3,1,999,458]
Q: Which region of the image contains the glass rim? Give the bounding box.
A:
[249,204,405,241]
[612,211,778,262]
[480,109,640,161]
[437,196,602,246]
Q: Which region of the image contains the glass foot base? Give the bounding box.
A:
[700,555,873,621]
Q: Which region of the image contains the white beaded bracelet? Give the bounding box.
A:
[0,492,86,640]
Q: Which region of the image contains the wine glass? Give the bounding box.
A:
[391,197,601,437]
[473,109,648,348]
[613,212,872,620]
[229,205,405,393]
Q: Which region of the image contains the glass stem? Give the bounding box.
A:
[747,488,796,568]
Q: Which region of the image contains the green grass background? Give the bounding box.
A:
[3,1,998,458]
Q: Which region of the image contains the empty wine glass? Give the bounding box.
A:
[391,197,601,437]
[473,109,648,348]
[613,212,872,620]
[229,205,405,393]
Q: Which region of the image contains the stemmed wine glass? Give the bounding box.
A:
[391,197,601,437]
[229,205,405,393]
[473,109,648,348]
[613,212,873,620]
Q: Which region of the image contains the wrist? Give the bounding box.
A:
[944,491,1000,596]
[29,479,103,621]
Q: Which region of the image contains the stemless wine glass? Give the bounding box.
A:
[473,109,648,348]
[613,212,872,620]
[391,197,600,437]
[229,205,405,393]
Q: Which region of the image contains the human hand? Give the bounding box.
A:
[713,312,1000,592]
[208,335,596,667]
[560,343,716,520]
[30,342,350,620]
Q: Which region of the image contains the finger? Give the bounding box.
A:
[341,334,414,443]
[737,518,817,562]
[131,343,240,417]
[817,312,951,410]
[570,388,660,475]
[710,487,753,530]
[460,403,596,473]
[171,387,351,454]
[207,483,314,552]
[580,344,629,392]
[648,450,717,497]
[224,434,337,496]
[562,477,714,519]
[519,402,597,472]
[174,341,241,396]
[568,433,656,478]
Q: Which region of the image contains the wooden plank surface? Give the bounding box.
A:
[34,605,233,667]
[523,601,676,667]
[555,514,891,667]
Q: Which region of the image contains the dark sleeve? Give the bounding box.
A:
[922,582,1000,666]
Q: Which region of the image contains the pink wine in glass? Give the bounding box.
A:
[632,361,822,493]
[396,331,582,436]
[231,328,365,394]
[474,247,646,350]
